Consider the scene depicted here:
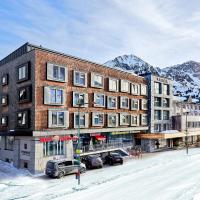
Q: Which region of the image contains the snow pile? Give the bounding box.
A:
[1,149,200,199]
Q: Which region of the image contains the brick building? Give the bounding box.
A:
[0,43,148,173]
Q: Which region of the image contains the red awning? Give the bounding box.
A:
[39,135,79,142]
[72,135,79,140]
[95,135,106,141]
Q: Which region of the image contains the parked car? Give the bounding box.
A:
[105,153,123,165]
[45,159,86,178]
[81,155,103,169]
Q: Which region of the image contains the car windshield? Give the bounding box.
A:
[74,160,80,165]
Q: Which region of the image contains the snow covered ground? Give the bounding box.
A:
[1,149,200,200]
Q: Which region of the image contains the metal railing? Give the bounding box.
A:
[80,142,133,153]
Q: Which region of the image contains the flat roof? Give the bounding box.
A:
[0,42,145,80]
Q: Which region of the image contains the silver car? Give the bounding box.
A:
[45,159,86,178]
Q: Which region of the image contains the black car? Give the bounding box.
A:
[81,155,103,169]
[105,153,123,165]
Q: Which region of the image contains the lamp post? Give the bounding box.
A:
[185,111,189,154]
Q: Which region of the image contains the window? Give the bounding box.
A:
[73,92,88,107]
[163,84,170,95]
[91,73,104,88]
[92,113,104,126]
[120,96,129,109]
[154,110,161,120]
[154,82,161,94]
[141,114,148,125]
[141,99,148,110]
[163,110,170,120]
[140,85,147,95]
[154,124,161,132]
[24,143,27,150]
[107,113,118,127]
[107,96,117,109]
[47,62,67,82]
[74,113,88,128]
[120,80,130,93]
[48,110,69,128]
[18,86,31,103]
[131,99,139,110]
[109,78,118,92]
[43,141,65,156]
[163,98,170,107]
[1,116,8,126]
[16,110,29,128]
[1,74,8,85]
[73,71,87,87]
[17,63,29,82]
[131,115,139,126]
[163,124,170,131]
[131,84,139,95]
[94,93,105,107]
[120,113,130,125]
[1,95,8,106]
[44,86,65,105]
[154,97,161,107]
[5,136,14,151]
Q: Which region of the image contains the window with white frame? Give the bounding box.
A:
[154,110,161,120]
[1,116,8,126]
[16,110,29,128]
[154,97,161,107]
[92,113,104,126]
[1,74,8,85]
[154,82,161,94]
[1,95,8,106]
[73,92,88,107]
[141,114,148,125]
[48,110,69,128]
[73,71,87,87]
[43,141,65,157]
[163,84,170,95]
[47,62,67,82]
[107,96,117,109]
[154,124,161,132]
[109,78,118,92]
[163,110,170,120]
[120,113,130,125]
[163,98,170,107]
[120,80,130,93]
[131,84,139,95]
[140,84,147,95]
[91,73,104,88]
[44,86,65,105]
[74,113,88,128]
[141,99,148,110]
[94,93,105,107]
[5,136,14,151]
[131,115,139,126]
[120,96,129,109]
[107,113,118,127]
[18,63,29,82]
[131,99,139,110]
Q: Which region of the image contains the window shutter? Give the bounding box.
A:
[74,113,77,128]
[85,113,89,128]
[91,73,94,87]
[64,111,69,128]
[47,63,54,80]
[137,115,140,126]
[64,67,68,82]
[48,110,52,128]
[84,73,88,87]
[62,89,66,105]
[72,92,76,107]
[84,93,88,107]
[44,86,51,104]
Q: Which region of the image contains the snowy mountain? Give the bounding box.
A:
[105,55,200,100]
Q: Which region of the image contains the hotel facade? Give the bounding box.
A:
[0,43,148,173]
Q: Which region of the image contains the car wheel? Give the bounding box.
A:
[120,161,123,165]
[57,172,64,179]
[80,167,86,173]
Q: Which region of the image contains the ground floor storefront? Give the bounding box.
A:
[0,135,74,173]
[136,132,200,152]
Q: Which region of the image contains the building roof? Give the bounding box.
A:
[0,42,145,80]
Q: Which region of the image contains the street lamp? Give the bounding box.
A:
[185,111,189,154]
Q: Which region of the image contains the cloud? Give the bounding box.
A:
[0,0,200,67]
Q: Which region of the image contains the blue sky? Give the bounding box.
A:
[1,0,200,67]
